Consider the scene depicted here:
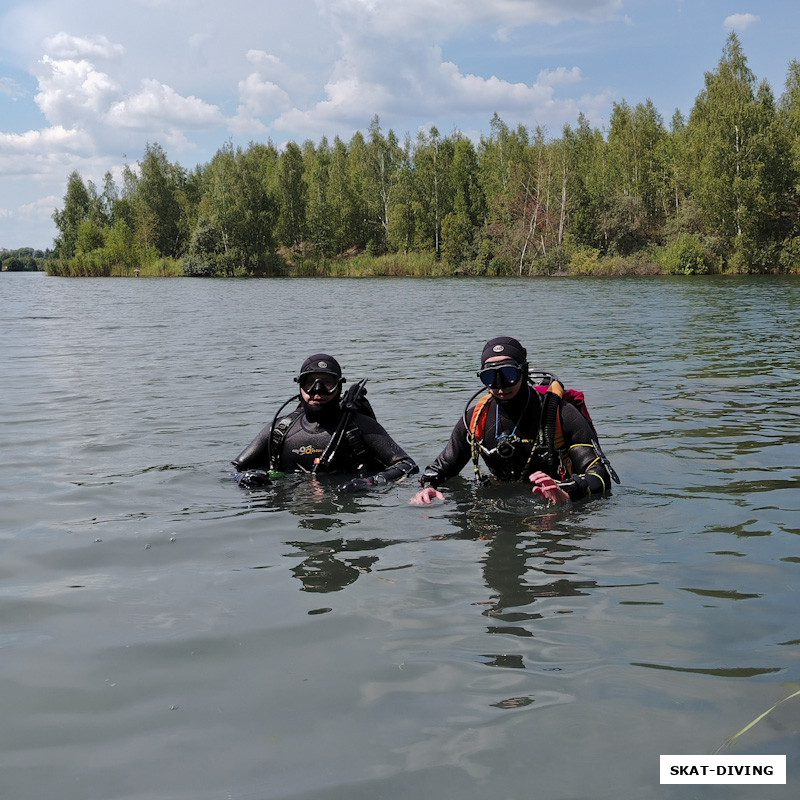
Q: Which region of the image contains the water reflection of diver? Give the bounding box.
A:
[233,354,418,492]
[430,487,600,658]
[412,336,618,506]
[285,536,402,593]
[240,471,381,593]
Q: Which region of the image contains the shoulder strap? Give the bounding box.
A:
[269,407,302,471]
[342,418,368,467]
[465,392,494,485]
[468,392,493,441]
[533,380,564,476]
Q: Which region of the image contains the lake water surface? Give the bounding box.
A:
[1,272,798,799]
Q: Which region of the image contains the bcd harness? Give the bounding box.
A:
[465,371,619,487]
[267,378,375,475]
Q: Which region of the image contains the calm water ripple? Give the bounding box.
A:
[1,272,798,799]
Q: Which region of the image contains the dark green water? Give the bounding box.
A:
[1,273,798,799]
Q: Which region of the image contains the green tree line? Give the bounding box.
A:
[49,35,800,277]
[1,247,49,272]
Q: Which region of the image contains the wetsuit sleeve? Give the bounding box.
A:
[557,403,611,501]
[419,417,472,488]
[352,414,419,484]
[232,422,273,471]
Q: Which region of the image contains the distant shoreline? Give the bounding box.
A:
[41,253,798,278]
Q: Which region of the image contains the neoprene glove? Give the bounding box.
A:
[235,469,272,488]
[337,476,374,493]
[338,474,389,493]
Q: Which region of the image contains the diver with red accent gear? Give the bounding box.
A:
[233,354,418,492]
[411,336,614,506]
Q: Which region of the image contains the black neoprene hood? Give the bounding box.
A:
[480,336,527,367]
[298,353,342,379]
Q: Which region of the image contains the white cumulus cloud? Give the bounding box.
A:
[43,32,125,60]
[0,125,89,155]
[723,13,760,31]
[538,66,583,87]
[35,57,121,126]
[232,73,292,134]
[106,79,223,129]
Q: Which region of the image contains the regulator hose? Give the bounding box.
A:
[539,379,563,475]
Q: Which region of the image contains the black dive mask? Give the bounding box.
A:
[477,362,524,389]
[296,374,340,395]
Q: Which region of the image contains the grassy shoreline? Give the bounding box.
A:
[44,249,799,278]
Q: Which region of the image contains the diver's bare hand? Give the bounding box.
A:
[530,471,570,505]
[410,487,445,505]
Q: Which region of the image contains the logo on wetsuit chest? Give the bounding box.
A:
[291,445,325,457]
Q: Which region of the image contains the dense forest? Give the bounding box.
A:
[48,35,800,277]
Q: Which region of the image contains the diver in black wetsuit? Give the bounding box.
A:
[233,354,418,492]
[411,336,617,506]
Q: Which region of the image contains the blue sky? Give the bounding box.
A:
[1,0,797,250]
